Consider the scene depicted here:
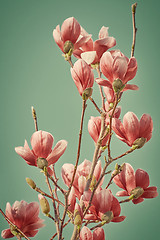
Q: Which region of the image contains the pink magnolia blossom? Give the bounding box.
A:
[113,163,158,204]
[15,130,67,170]
[75,26,116,65]
[1,201,44,238]
[80,226,105,240]
[61,159,103,199]
[112,112,153,147]
[96,50,138,91]
[71,59,94,95]
[53,17,91,55]
[83,189,126,223]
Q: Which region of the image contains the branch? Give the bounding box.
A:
[131,3,137,57]
[31,106,38,131]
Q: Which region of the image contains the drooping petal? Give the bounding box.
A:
[81,51,97,65]
[139,114,153,141]
[123,112,140,146]
[116,190,129,197]
[142,187,158,198]
[1,229,14,239]
[25,202,40,225]
[135,169,150,189]
[53,25,64,51]
[112,118,128,144]
[47,140,67,166]
[61,17,81,44]
[88,116,101,144]
[123,84,139,91]
[103,86,115,103]
[132,197,144,204]
[93,227,105,240]
[96,78,112,88]
[111,196,121,217]
[94,37,116,60]
[112,216,126,222]
[123,57,137,83]
[31,131,54,158]
[5,203,14,223]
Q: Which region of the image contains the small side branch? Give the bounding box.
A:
[131,3,137,57]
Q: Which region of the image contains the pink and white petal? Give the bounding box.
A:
[88,116,101,144]
[31,131,54,158]
[94,37,116,60]
[123,112,140,146]
[124,57,138,83]
[112,215,126,222]
[111,196,121,217]
[96,78,112,88]
[24,230,39,238]
[135,169,150,189]
[116,190,129,197]
[142,187,158,198]
[61,163,75,187]
[80,226,93,240]
[113,56,128,82]
[100,51,114,82]
[78,176,86,195]
[74,34,92,49]
[96,189,113,213]
[47,140,67,166]
[139,114,153,141]
[112,118,127,142]
[99,26,109,38]
[15,143,36,166]
[123,84,139,91]
[53,25,64,51]
[1,229,14,239]
[103,86,115,103]
[77,159,92,177]
[68,187,76,212]
[61,17,81,44]
[93,227,105,240]
[73,48,83,59]
[81,51,97,65]
[25,202,40,224]
[12,201,27,228]
[94,160,102,182]
[5,202,14,223]
[132,197,144,204]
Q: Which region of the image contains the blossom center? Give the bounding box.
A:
[130,187,144,199]
[37,157,48,169]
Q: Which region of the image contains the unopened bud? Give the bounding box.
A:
[115,163,119,171]
[109,102,114,109]
[74,210,82,226]
[26,177,36,189]
[38,194,50,215]
[82,87,93,100]
[112,79,125,92]
[37,157,48,169]
[63,41,74,54]
[101,211,114,223]
[10,225,20,237]
[132,137,147,149]
[130,187,144,199]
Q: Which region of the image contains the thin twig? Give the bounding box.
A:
[119,198,131,204]
[112,148,134,161]
[50,219,71,240]
[52,166,60,216]
[31,106,38,131]
[89,97,103,114]
[0,209,31,240]
[131,3,137,57]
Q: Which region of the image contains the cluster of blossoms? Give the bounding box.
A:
[1,15,158,240]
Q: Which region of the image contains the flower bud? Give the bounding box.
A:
[109,102,114,109]
[82,87,93,100]
[130,187,144,199]
[10,225,20,237]
[101,211,114,223]
[26,177,36,189]
[74,210,82,226]
[38,194,50,215]
[37,157,48,169]
[112,79,125,92]
[132,137,147,149]
[63,40,74,54]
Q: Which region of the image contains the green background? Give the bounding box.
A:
[0,0,159,239]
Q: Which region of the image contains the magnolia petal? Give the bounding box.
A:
[53,25,63,51]
[93,227,105,240]
[123,112,140,146]
[113,56,128,82]
[100,51,114,82]
[74,34,92,49]
[124,57,137,83]
[123,84,139,91]
[31,131,54,158]
[61,163,75,187]
[24,230,39,237]
[81,51,97,65]
[112,215,126,222]
[116,190,129,197]
[112,118,127,143]
[135,169,150,189]
[96,78,112,88]
[139,114,153,141]
[111,196,121,217]
[132,197,144,204]
[47,140,67,166]
[88,116,101,144]
[1,229,14,239]
[80,226,93,240]
[99,26,109,38]
[25,202,40,224]
[61,17,81,44]
[142,187,158,198]
[96,189,113,213]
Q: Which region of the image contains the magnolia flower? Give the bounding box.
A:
[80,226,105,240]
[71,59,94,96]
[113,163,158,204]
[15,131,67,172]
[96,50,138,91]
[112,112,153,147]
[83,189,125,222]
[1,201,44,238]
[75,26,116,65]
[53,17,91,55]
[61,159,103,199]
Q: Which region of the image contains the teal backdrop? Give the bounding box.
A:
[0,0,159,239]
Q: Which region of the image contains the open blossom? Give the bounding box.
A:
[53,17,91,55]
[112,112,153,147]
[61,159,103,199]
[80,226,105,240]
[71,59,94,95]
[113,163,158,204]
[75,26,116,65]
[1,201,44,238]
[96,50,138,91]
[83,189,126,223]
[15,131,67,171]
